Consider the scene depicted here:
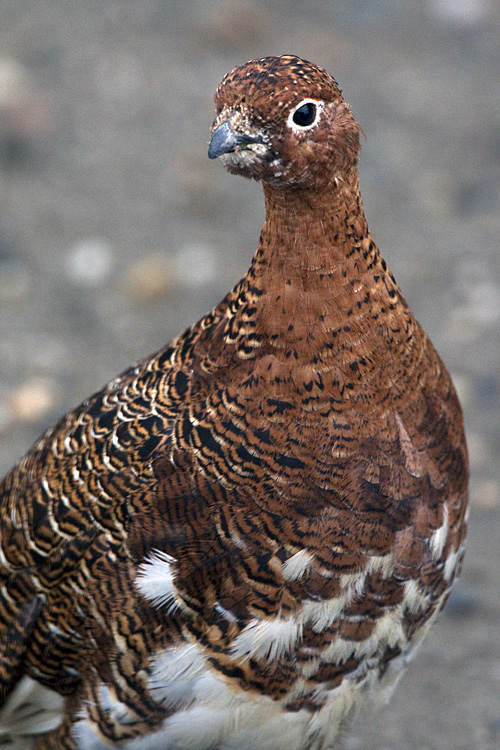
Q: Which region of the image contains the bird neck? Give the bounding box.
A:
[210,170,420,410]
[257,174,369,280]
[235,172,402,357]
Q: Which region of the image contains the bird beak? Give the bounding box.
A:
[208,118,262,160]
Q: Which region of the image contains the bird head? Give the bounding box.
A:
[208,55,362,191]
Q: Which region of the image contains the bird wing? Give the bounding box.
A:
[0,347,180,699]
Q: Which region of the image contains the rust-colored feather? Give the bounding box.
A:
[0,56,468,749]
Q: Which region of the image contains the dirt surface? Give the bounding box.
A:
[0,2,499,748]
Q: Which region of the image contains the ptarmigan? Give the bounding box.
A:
[0,55,468,750]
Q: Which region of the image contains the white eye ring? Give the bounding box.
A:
[287,98,323,133]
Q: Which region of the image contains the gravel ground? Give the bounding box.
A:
[0,2,499,748]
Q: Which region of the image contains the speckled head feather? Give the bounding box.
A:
[210,55,361,188]
[214,55,343,110]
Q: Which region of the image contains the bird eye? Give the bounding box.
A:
[293,102,316,126]
[287,99,323,132]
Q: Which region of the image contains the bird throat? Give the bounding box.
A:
[239,176,391,352]
[216,170,412,412]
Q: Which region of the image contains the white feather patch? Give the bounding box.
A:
[371,606,405,648]
[443,544,463,582]
[402,579,431,613]
[135,550,179,611]
[428,504,449,559]
[282,549,313,581]
[150,643,207,706]
[300,591,352,633]
[365,552,395,579]
[231,616,303,662]
[215,602,238,622]
[339,569,367,597]
[0,676,64,743]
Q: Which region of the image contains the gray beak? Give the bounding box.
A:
[208,119,261,159]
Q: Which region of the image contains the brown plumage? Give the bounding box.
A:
[0,55,468,750]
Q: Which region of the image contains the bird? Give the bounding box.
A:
[0,55,468,750]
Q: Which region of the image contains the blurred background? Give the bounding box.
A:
[0,1,498,747]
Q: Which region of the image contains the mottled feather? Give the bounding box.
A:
[0,55,468,749]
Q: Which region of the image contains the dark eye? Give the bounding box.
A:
[292,102,316,127]
[287,99,323,132]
